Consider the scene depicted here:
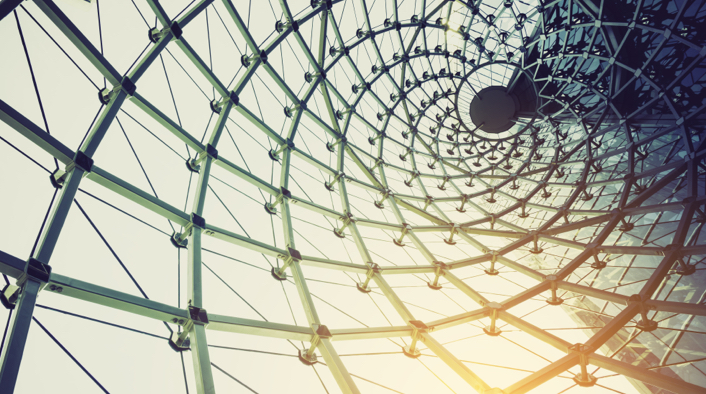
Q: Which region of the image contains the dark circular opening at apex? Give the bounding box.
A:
[469,86,520,133]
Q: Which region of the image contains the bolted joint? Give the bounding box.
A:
[674,257,696,276]
[586,243,606,269]
[374,188,391,209]
[569,344,598,387]
[326,136,346,153]
[443,223,457,245]
[49,151,93,189]
[276,19,299,33]
[427,261,447,290]
[265,186,292,215]
[284,101,306,118]
[376,110,389,121]
[168,312,195,352]
[170,231,189,248]
[336,108,352,121]
[1,284,20,310]
[333,212,355,238]
[438,175,451,191]
[190,212,206,229]
[368,130,385,145]
[148,21,182,44]
[325,172,345,191]
[403,320,429,358]
[485,250,500,275]
[186,144,218,172]
[483,301,503,336]
[528,231,543,254]
[210,91,238,114]
[298,324,332,365]
[393,223,412,247]
[329,45,350,57]
[465,172,477,187]
[352,82,371,94]
[305,70,326,83]
[311,0,333,9]
[73,151,94,173]
[457,194,469,213]
[404,170,420,186]
[357,262,380,293]
[241,50,268,67]
[188,305,209,325]
[269,139,295,161]
[423,195,434,211]
[53,151,94,188]
[628,294,659,331]
[544,275,564,305]
[170,213,205,247]
[168,325,192,352]
[271,246,302,281]
[21,258,52,285]
[356,28,374,39]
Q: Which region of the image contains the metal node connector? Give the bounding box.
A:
[427,261,446,290]
[402,320,428,358]
[393,224,412,247]
[264,187,292,215]
[298,325,332,365]
[1,284,20,310]
[485,251,500,276]
[569,344,597,387]
[545,275,564,305]
[268,139,295,162]
[483,302,502,336]
[357,263,380,293]
[271,247,302,281]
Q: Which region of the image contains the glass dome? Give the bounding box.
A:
[0,0,704,393]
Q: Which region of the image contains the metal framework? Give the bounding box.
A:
[0,0,704,393]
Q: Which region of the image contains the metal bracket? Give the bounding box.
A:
[298,324,332,365]
[586,243,606,269]
[483,302,502,336]
[403,320,429,358]
[544,275,564,305]
[170,213,206,248]
[628,294,658,331]
[268,139,295,161]
[325,172,345,192]
[485,251,500,275]
[271,247,302,281]
[393,224,412,247]
[187,144,218,172]
[333,212,354,238]
[529,231,543,254]
[168,306,208,352]
[0,284,20,310]
[427,261,446,290]
[18,258,52,289]
[148,21,182,43]
[357,262,380,293]
[374,189,391,209]
[569,343,598,387]
[49,151,93,188]
[265,186,292,215]
[443,224,457,245]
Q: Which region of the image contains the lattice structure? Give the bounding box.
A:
[0,0,704,393]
